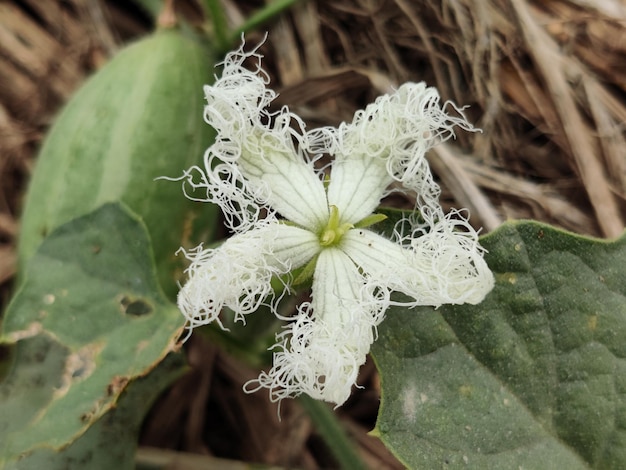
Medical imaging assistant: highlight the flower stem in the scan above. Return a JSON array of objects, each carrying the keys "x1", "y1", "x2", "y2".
[
  {"x1": 229, "y1": 0, "x2": 302, "y2": 43},
  {"x1": 203, "y1": 0, "x2": 229, "y2": 51},
  {"x1": 298, "y1": 394, "x2": 366, "y2": 470}
]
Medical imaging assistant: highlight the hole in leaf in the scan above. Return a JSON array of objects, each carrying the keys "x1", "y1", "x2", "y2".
[{"x1": 119, "y1": 296, "x2": 153, "y2": 316}]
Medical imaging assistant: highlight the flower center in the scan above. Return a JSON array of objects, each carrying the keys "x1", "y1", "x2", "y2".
[{"x1": 319, "y1": 206, "x2": 353, "y2": 247}]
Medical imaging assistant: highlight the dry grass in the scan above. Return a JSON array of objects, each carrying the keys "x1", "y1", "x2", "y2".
[{"x1": 1, "y1": 0, "x2": 625, "y2": 468}]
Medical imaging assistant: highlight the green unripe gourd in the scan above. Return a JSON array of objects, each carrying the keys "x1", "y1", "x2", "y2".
[{"x1": 18, "y1": 28, "x2": 218, "y2": 298}]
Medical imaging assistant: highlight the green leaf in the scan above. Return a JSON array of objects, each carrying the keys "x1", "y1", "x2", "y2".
[
  {"x1": 4, "y1": 353, "x2": 186, "y2": 470},
  {"x1": 17, "y1": 30, "x2": 219, "y2": 299},
  {"x1": 372, "y1": 220, "x2": 626, "y2": 469},
  {"x1": 0, "y1": 203, "x2": 185, "y2": 465}
]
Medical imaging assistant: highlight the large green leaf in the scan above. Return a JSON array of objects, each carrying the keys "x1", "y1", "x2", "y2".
[
  {"x1": 0, "y1": 203, "x2": 185, "y2": 465},
  {"x1": 5, "y1": 353, "x2": 186, "y2": 470},
  {"x1": 372, "y1": 221, "x2": 626, "y2": 469},
  {"x1": 17, "y1": 29, "x2": 218, "y2": 299}
]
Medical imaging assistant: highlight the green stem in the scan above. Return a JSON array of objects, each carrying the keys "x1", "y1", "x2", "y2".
[
  {"x1": 298, "y1": 394, "x2": 366, "y2": 470},
  {"x1": 203, "y1": 0, "x2": 229, "y2": 51},
  {"x1": 229, "y1": 0, "x2": 303, "y2": 43}
]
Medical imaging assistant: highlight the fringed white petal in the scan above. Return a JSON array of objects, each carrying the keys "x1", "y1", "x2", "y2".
[
  {"x1": 326, "y1": 153, "x2": 391, "y2": 225},
  {"x1": 203, "y1": 40, "x2": 274, "y2": 140},
  {"x1": 178, "y1": 151, "x2": 270, "y2": 234},
  {"x1": 173, "y1": 42, "x2": 276, "y2": 233},
  {"x1": 177, "y1": 223, "x2": 319, "y2": 332},
  {"x1": 342, "y1": 218, "x2": 494, "y2": 307},
  {"x1": 384, "y1": 84, "x2": 475, "y2": 197},
  {"x1": 245, "y1": 248, "x2": 386, "y2": 406},
  {"x1": 184, "y1": 120, "x2": 329, "y2": 233},
  {"x1": 237, "y1": 126, "x2": 330, "y2": 231},
  {"x1": 191, "y1": 40, "x2": 330, "y2": 232},
  {"x1": 333, "y1": 82, "x2": 476, "y2": 215}
]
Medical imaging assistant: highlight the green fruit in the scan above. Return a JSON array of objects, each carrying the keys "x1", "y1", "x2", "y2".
[{"x1": 18, "y1": 28, "x2": 218, "y2": 298}]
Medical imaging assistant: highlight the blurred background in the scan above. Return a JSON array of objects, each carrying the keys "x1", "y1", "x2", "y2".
[{"x1": 0, "y1": 0, "x2": 625, "y2": 467}]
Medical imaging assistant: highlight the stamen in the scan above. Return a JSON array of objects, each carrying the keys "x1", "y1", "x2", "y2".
[{"x1": 319, "y1": 206, "x2": 353, "y2": 247}]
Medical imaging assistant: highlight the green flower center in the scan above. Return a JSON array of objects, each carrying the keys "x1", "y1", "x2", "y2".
[
  {"x1": 291, "y1": 207, "x2": 388, "y2": 287},
  {"x1": 319, "y1": 206, "x2": 353, "y2": 247}
]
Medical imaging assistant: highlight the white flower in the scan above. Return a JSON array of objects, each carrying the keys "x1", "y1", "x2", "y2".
[{"x1": 177, "y1": 40, "x2": 494, "y2": 406}]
